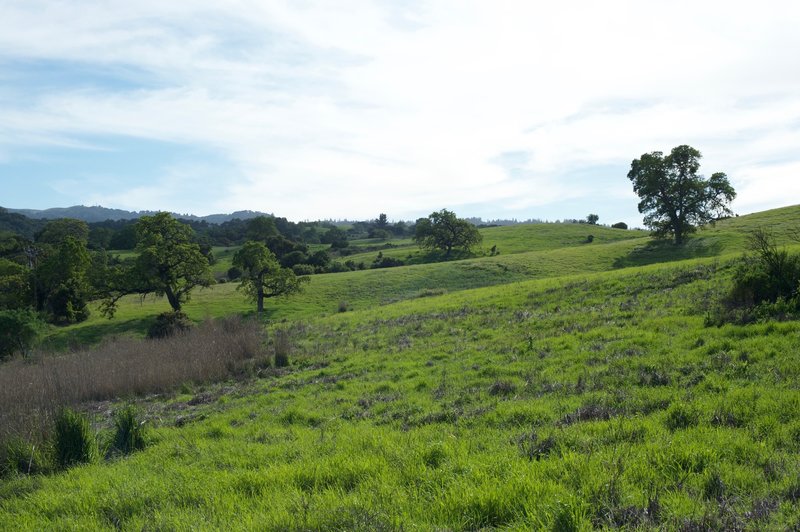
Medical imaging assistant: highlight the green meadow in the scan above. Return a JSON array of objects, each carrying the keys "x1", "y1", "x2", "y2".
[{"x1": 4, "y1": 205, "x2": 800, "y2": 529}]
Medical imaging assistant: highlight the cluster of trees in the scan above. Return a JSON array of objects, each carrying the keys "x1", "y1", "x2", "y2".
[{"x1": 0, "y1": 213, "x2": 309, "y2": 357}]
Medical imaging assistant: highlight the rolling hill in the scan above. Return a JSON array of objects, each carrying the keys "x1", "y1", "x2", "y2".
[{"x1": 2, "y1": 205, "x2": 800, "y2": 529}]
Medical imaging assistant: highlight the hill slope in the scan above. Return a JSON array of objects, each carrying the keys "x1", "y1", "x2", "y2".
[{"x1": 4, "y1": 252, "x2": 800, "y2": 528}]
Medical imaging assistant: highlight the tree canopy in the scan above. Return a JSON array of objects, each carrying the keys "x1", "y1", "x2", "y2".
[
  {"x1": 101, "y1": 213, "x2": 213, "y2": 317},
  {"x1": 627, "y1": 145, "x2": 735, "y2": 244},
  {"x1": 233, "y1": 241, "x2": 308, "y2": 314},
  {"x1": 414, "y1": 209, "x2": 482, "y2": 257}
]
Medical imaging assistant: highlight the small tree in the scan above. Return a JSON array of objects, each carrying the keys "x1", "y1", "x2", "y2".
[
  {"x1": 414, "y1": 209, "x2": 482, "y2": 257},
  {"x1": 233, "y1": 241, "x2": 309, "y2": 315},
  {"x1": 586, "y1": 214, "x2": 599, "y2": 225},
  {"x1": 627, "y1": 145, "x2": 735, "y2": 244},
  {"x1": 0, "y1": 308, "x2": 42, "y2": 359}
]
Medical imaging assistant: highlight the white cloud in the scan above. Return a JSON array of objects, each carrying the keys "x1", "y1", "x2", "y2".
[{"x1": 1, "y1": 1, "x2": 799, "y2": 220}]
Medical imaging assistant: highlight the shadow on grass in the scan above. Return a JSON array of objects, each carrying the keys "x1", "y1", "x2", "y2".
[
  {"x1": 613, "y1": 237, "x2": 724, "y2": 269},
  {"x1": 42, "y1": 317, "x2": 155, "y2": 351}
]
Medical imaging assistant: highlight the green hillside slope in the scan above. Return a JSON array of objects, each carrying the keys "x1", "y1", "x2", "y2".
[
  {"x1": 4, "y1": 248, "x2": 800, "y2": 528},
  {"x1": 46, "y1": 205, "x2": 799, "y2": 347}
]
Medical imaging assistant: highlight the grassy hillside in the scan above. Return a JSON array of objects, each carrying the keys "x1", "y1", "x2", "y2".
[
  {"x1": 4, "y1": 254, "x2": 800, "y2": 529},
  {"x1": 4, "y1": 205, "x2": 800, "y2": 529},
  {"x1": 46, "y1": 206, "x2": 798, "y2": 348}
]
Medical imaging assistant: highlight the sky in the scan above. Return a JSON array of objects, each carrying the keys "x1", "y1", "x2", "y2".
[{"x1": 1, "y1": 1, "x2": 799, "y2": 226}]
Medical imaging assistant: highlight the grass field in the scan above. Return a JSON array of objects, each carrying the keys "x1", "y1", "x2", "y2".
[{"x1": 3, "y1": 205, "x2": 800, "y2": 529}]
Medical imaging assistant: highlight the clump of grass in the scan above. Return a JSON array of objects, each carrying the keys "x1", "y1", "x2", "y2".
[
  {"x1": 110, "y1": 405, "x2": 149, "y2": 456},
  {"x1": 53, "y1": 408, "x2": 97, "y2": 470},
  {"x1": 664, "y1": 401, "x2": 700, "y2": 431},
  {"x1": 273, "y1": 329, "x2": 291, "y2": 367},
  {"x1": 0, "y1": 438, "x2": 49, "y2": 477}
]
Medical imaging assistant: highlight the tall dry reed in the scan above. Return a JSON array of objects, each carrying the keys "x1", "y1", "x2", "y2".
[{"x1": 0, "y1": 316, "x2": 265, "y2": 443}]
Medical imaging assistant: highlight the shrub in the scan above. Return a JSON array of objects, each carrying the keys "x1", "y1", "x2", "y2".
[
  {"x1": 586, "y1": 235, "x2": 594, "y2": 243},
  {"x1": 110, "y1": 405, "x2": 149, "y2": 456},
  {"x1": 147, "y1": 311, "x2": 192, "y2": 339},
  {"x1": 0, "y1": 308, "x2": 43, "y2": 360},
  {"x1": 53, "y1": 408, "x2": 97, "y2": 469},
  {"x1": 611, "y1": 222, "x2": 628, "y2": 230},
  {"x1": 292, "y1": 264, "x2": 316, "y2": 276},
  {"x1": 372, "y1": 256, "x2": 405, "y2": 269},
  {"x1": 227, "y1": 266, "x2": 242, "y2": 280},
  {"x1": 338, "y1": 301, "x2": 349, "y2": 313},
  {"x1": 711, "y1": 229, "x2": 800, "y2": 324}
]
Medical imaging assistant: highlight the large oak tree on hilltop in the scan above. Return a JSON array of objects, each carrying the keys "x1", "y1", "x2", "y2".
[{"x1": 627, "y1": 145, "x2": 735, "y2": 245}]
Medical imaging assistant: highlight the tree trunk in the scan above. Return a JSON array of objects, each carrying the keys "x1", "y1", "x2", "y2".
[
  {"x1": 257, "y1": 285, "x2": 264, "y2": 316},
  {"x1": 165, "y1": 286, "x2": 181, "y2": 312}
]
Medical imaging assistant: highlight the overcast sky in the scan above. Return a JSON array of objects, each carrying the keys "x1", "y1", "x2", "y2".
[{"x1": 1, "y1": 1, "x2": 799, "y2": 225}]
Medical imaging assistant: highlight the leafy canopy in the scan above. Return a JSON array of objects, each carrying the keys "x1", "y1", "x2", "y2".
[
  {"x1": 414, "y1": 209, "x2": 482, "y2": 256},
  {"x1": 233, "y1": 241, "x2": 308, "y2": 314},
  {"x1": 101, "y1": 213, "x2": 213, "y2": 317},
  {"x1": 627, "y1": 145, "x2": 735, "y2": 244}
]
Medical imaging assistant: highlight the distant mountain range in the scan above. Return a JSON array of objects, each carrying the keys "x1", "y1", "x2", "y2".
[{"x1": 4, "y1": 205, "x2": 273, "y2": 224}]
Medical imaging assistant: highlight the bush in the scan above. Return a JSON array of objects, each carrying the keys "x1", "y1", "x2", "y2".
[
  {"x1": 291, "y1": 264, "x2": 315, "y2": 276},
  {"x1": 0, "y1": 308, "x2": 43, "y2": 360},
  {"x1": 53, "y1": 408, "x2": 97, "y2": 469},
  {"x1": 586, "y1": 235, "x2": 594, "y2": 243},
  {"x1": 227, "y1": 266, "x2": 242, "y2": 280},
  {"x1": 110, "y1": 405, "x2": 149, "y2": 456},
  {"x1": 338, "y1": 301, "x2": 349, "y2": 313},
  {"x1": 147, "y1": 311, "x2": 192, "y2": 339},
  {"x1": 372, "y1": 256, "x2": 405, "y2": 269},
  {"x1": 712, "y1": 229, "x2": 800, "y2": 324},
  {"x1": 611, "y1": 222, "x2": 628, "y2": 230}
]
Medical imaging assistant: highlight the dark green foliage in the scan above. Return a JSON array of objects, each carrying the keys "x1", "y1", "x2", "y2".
[
  {"x1": 227, "y1": 266, "x2": 242, "y2": 280},
  {"x1": 628, "y1": 145, "x2": 735, "y2": 244},
  {"x1": 414, "y1": 209, "x2": 482, "y2": 257},
  {"x1": 0, "y1": 308, "x2": 42, "y2": 359},
  {"x1": 711, "y1": 229, "x2": 800, "y2": 324},
  {"x1": 35, "y1": 219, "x2": 89, "y2": 246},
  {"x1": 371, "y1": 256, "x2": 404, "y2": 269},
  {"x1": 234, "y1": 241, "x2": 309, "y2": 314},
  {"x1": 101, "y1": 213, "x2": 214, "y2": 317},
  {"x1": 53, "y1": 408, "x2": 97, "y2": 470},
  {"x1": 321, "y1": 227, "x2": 348, "y2": 248},
  {"x1": 611, "y1": 222, "x2": 628, "y2": 230},
  {"x1": 0, "y1": 258, "x2": 31, "y2": 310},
  {"x1": 586, "y1": 235, "x2": 594, "y2": 243},
  {"x1": 34, "y1": 236, "x2": 91, "y2": 323},
  {"x1": 147, "y1": 311, "x2": 192, "y2": 339},
  {"x1": 110, "y1": 405, "x2": 148, "y2": 456},
  {"x1": 586, "y1": 214, "x2": 599, "y2": 225}
]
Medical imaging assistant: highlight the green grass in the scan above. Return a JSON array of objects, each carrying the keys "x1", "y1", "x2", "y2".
[
  {"x1": 5, "y1": 204, "x2": 800, "y2": 529},
  {"x1": 45, "y1": 205, "x2": 800, "y2": 347},
  {"x1": 5, "y1": 254, "x2": 800, "y2": 528}
]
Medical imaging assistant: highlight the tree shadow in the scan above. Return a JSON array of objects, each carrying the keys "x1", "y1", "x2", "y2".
[
  {"x1": 41, "y1": 317, "x2": 154, "y2": 351},
  {"x1": 612, "y1": 237, "x2": 724, "y2": 269}
]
